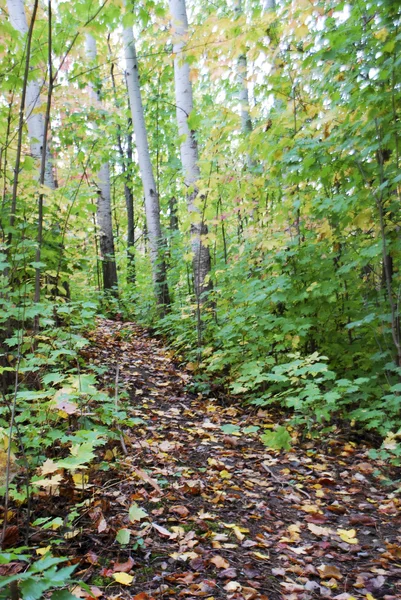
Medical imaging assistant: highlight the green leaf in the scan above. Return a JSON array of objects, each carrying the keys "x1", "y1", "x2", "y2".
[
  {"x1": 116, "y1": 528, "x2": 131, "y2": 545},
  {"x1": 260, "y1": 426, "x2": 292, "y2": 451},
  {"x1": 129, "y1": 503, "x2": 148, "y2": 522},
  {"x1": 220, "y1": 424, "x2": 240, "y2": 434}
]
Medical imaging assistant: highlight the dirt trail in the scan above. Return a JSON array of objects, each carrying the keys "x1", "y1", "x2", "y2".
[{"x1": 75, "y1": 319, "x2": 401, "y2": 600}]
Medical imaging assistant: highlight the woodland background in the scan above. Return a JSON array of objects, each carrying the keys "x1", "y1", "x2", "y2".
[{"x1": 0, "y1": 0, "x2": 401, "y2": 594}]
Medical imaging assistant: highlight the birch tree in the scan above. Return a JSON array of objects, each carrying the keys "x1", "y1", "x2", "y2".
[
  {"x1": 122, "y1": 18, "x2": 170, "y2": 309},
  {"x1": 7, "y1": 0, "x2": 55, "y2": 189},
  {"x1": 169, "y1": 0, "x2": 212, "y2": 304},
  {"x1": 85, "y1": 33, "x2": 118, "y2": 293},
  {"x1": 234, "y1": 0, "x2": 256, "y2": 171},
  {"x1": 263, "y1": 0, "x2": 275, "y2": 10}
]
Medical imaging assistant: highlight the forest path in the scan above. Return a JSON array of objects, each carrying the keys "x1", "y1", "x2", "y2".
[{"x1": 78, "y1": 319, "x2": 400, "y2": 600}]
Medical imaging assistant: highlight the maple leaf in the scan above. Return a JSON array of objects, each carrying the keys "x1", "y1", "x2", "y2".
[
  {"x1": 40, "y1": 458, "x2": 60, "y2": 476},
  {"x1": 129, "y1": 503, "x2": 148, "y2": 522},
  {"x1": 318, "y1": 564, "x2": 343, "y2": 580},
  {"x1": 307, "y1": 523, "x2": 334, "y2": 537},
  {"x1": 210, "y1": 555, "x2": 230, "y2": 569}
]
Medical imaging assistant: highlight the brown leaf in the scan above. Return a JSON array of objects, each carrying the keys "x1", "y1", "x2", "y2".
[
  {"x1": 0, "y1": 562, "x2": 24, "y2": 576},
  {"x1": 134, "y1": 468, "x2": 162, "y2": 494},
  {"x1": 1, "y1": 526, "x2": 20, "y2": 549},
  {"x1": 170, "y1": 505, "x2": 190, "y2": 518},
  {"x1": 218, "y1": 568, "x2": 237, "y2": 579},
  {"x1": 317, "y1": 564, "x2": 343, "y2": 580},
  {"x1": 209, "y1": 555, "x2": 230, "y2": 569},
  {"x1": 113, "y1": 557, "x2": 135, "y2": 573}
]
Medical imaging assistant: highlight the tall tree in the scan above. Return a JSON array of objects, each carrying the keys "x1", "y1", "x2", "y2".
[
  {"x1": 6, "y1": 0, "x2": 55, "y2": 190},
  {"x1": 85, "y1": 33, "x2": 118, "y2": 294},
  {"x1": 122, "y1": 14, "x2": 170, "y2": 309},
  {"x1": 169, "y1": 0, "x2": 212, "y2": 305},
  {"x1": 234, "y1": 0, "x2": 255, "y2": 171},
  {"x1": 263, "y1": 0, "x2": 275, "y2": 11}
]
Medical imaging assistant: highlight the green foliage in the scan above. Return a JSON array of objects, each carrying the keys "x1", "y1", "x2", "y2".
[
  {"x1": 260, "y1": 426, "x2": 292, "y2": 452},
  {"x1": 0, "y1": 552, "x2": 76, "y2": 600}
]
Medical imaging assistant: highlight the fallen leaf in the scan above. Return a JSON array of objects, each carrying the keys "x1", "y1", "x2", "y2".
[
  {"x1": 318, "y1": 564, "x2": 343, "y2": 580},
  {"x1": 308, "y1": 523, "x2": 334, "y2": 537},
  {"x1": 170, "y1": 505, "x2": 190, "y2": 518},
  {"x1": 129, "y1": 503, "x2": 148, "y2": 522},
  {"x1": 153, "y1": 523, "x2": 172, "y2": 537},
  {"x1": 210, "y1": 555, "x2": 230, "y2": 569},
  {"x1": 337, "y1": 528, "x2": 358, "y2": 544},
  {"x1": 114, "y1": 557, "x2": 135, "y2": 573},
  {"x1": 134, "y1": 468, "x2": 162, "y2": 494},
  {"x1": 113, "y1": 572, "x2": 134, "y2": 585}
]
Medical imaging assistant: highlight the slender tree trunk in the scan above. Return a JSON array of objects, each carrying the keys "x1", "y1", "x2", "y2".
[
  {"x1": 122, "y1": 20, "x2": 170, "y2": 309},
  {"x1": 85, "y1": 33, "x2": 118, "y2": 294},
  {"x1": 234, "y1": 0, "x2": 256, "y2": 171},
  {"x1": 34, "y1": 0, "x2": 53, "y2": 318},
  {"x1": 108, "y1": 44, "x2": 136, "y2": 285},
  {"x1": 263, "y1": 0, "x2": 275, "y2": 10},
  {"x1": 169, "y1": 0, "x2": 212, "y2": 304},
  {"x1": 7, "y1": 0, "x2": 55, "y2": 190}
]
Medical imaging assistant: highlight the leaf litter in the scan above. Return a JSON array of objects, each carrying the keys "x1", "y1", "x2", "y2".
[{"x1": 7, "y1": 319, "x2": 401, "y2": 600}]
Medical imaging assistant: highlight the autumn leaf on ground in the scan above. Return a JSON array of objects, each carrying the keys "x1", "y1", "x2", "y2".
[
  {"x1": 317, "y1": 564, "x2": 343, "y2": 580},
  {"x1": 210, "y1": 555, "x2": 230, "y2": 569},
  {"x1": 113, "y1": 572, "x2": 134, "y2": 585},
  {"x1": 337, "y1": 528, "x2": 358, "y2": 544},
  {"x1": 307, "y1": 523, "x2": 334, "y2": 536},
  {"x1": 153, "y1": 523, "x2": 172, "y2": 537},
  {"x1": 113, "y1": 557, "x2": 135, "y2": 573},
  {"x1": 170, "y1": 505, "x2": 190, "y2": 518},
  {"x1": 129, "y1": 503, "x2": 148, "y2": 522}
]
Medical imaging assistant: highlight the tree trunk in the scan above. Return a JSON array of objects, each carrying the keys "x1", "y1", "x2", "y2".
[
  {"x1": 169, "y1": 0, "x2": 212, "y2": 304},
  {"x1": 85, "y1": 33, "x2": 118, "y2": 293},
  {"x1": 122, "y1": 21, "x2": 170, "y2": 309},
  {"x1": 234, "y1": 0, "x2": 256, "y2": 171},
  {"x1": 7, "y1": 0, "x2": 55, "y2": 190},
  {"x1": 263, "y1": 0, "x2": 275, "y2": 11}
]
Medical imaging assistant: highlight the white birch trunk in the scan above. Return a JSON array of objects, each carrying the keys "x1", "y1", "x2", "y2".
[
  {"x1": 169, "y1": 0, "x2": 211, "y2": 302},
  {"x1": 263, "y1": 0, "x2": 275, "y2": 10},
  {"x1": 7, "y1": 0, "x2": 54, "y2": 188},
  {"x1": 85, "y1": 33, "x2": 118, "y2": 293},
  {"x1": 122, "y1": 22, "x2": 170, "y2": 308},
  {"x1": 234, "y1": 0, "x2": 256, "y2": 171}
]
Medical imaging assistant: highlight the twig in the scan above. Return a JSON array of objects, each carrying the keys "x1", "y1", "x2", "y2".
[
  {"x1": 114, "y1": 365, "x2": 128, "y2": 456},
  {"x1": 261, "y1": 462, "x2": 311, "y2": 499}
]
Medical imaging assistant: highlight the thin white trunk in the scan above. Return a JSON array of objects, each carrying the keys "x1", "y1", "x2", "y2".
[
  {"x1": 169, "y1": 0, "x2": 211, "y2": 301},
  {"x1": 263, "y1": 0, "x2": 275, "y2": 10},
  {"x1": 85, "y1": 33, "x2": 118, "y2": 292},
  {"x1": 234, "y1": 0, "x2": 256, "y2": 171},
  {"x1": 7, "y1": 0, "x2": 54, "y2": 189},
  {"x1": 122, "y1": 22, "x2": 170, "y2": 308}
]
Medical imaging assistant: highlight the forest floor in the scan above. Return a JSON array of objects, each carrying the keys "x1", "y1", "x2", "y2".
[{"x1": 21, "y1": 319, "x2": 401, "y2": 599}]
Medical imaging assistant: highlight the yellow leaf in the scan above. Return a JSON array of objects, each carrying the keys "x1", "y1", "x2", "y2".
[
  {"x1": 36, "y1": 546, "x2": 51, "y2": 556},
  {"x1": 252, "y1": 552, "x2": 269, "y2": 560},
  {"x1": 113, "y1": 572, "x2": 134, "y2": 585},
  {"x1": 73, "y1": 473, "x2": 90, "y2": 490},
  {"x1": 220, "y1": 470, "x2": 232, "y2": 480},
  {"x1": 337, "y1": 528, "x2": 358, "y2": 544}
]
